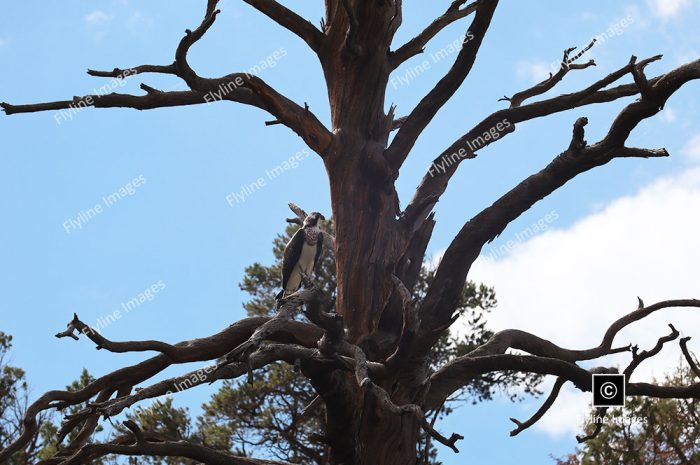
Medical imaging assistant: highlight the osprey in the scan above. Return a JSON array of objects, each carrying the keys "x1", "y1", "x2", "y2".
[{"x1": 276, "y1": 212, "x2": 325, "y2": 300}]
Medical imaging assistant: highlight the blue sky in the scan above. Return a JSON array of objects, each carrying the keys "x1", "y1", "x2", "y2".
[{"x1": 1, "y1": 1, "x2": 699, "y2": 464}]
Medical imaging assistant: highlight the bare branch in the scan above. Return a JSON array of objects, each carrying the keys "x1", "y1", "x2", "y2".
[
  {"x1": 680, "y1": 337, "x2": 700, "y2": 378},
  {"x1": 301, "y1": 395, "x2": 324, "y2": 418},
  {"x1": 505, "y1": 40, "x2": 597, "y2": 108},
  {"x1": 55, "y1": 313, "x2": 184, "y2": 359},
  {"x1": 568, "y1": 116, "x2": 589, "y2": 151},
  {"x1": 416, "y1": 58, "x2": 700, "y2": 342},
  {"x1": 576, "y1": 407, "x2": 608, "y2": 443},
  {"x1": 2, "y1": 2, "x2": 334, "y2": 158},
  {"x1": 623, "y1": 324, "x2": 679, "y2": 378},
  {"x1": 427, "y1": 350, "x2": 700, "y2": 413},
  {"x1": 422, "y1": 420, "x2": 464, "y2": 454},
  {"x1": 402, "y1": 54, "x2": 665, "y2": 229},
  {"x1": 58, "y1": 388, "x2": 115, "y2": 453},
  {"x1": 288, "y1": 202, "x2": 308, "y2": 221},
  {"x1": 174, "y1": 0, "x2": 221, "y2": 88},
  {"x1": 389, "y1": 1, "x2": 479, "y2": 67},
  {"x1": 56, "y1": 421, "x2": 295, "y2": 465},
  {"x1": 243, "y1": 0, "x2": 324, "y2": 53},
  {"x1": 86, "y1": 64, "x2": 177, "y2": 79},
  {"x1": 201, "y1": 75, "x2": 333, "y2": 156},
  {"x1": 1, "y1": 90, "x2": 222, "y2": 115},
  {"x1": 0, "y1": 316, "x2": 321, "y2": 463},
  {"x1": 510, "y1": 377, "x2": 566, "y2": 436},
  {"x1": 220, "y1": 286, "x2": 323, "y2": 367},
  {"x1": 425, "y1": 299, "x2": 700, "y2": 408}
]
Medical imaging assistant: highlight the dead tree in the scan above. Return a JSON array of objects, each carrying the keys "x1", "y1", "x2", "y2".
[{"x1": 2, "y1": 1, "x2": 700, "y2": 464}]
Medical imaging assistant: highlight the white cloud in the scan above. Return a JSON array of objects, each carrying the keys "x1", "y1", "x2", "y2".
[
  {"x1": 660, "y1": 107, "x2": 678, "y2": 124},
  {"x1": 516, "y1": 60, "x2": 551, "y2": 84},
  {"x1": 127, "y1": 11, "x2": 154, "y2": 32},
  {"x1": 624, "y1": 4, "x2": 646, "y2": 27},
  {"x1": 526, "y1": 380, "x2": 591, "y2": 437},
  {"x1": 674, "y1": 49, "x2": 700, "y2": 67},
  {"x1": 682, "y1": 133, "x2": 700, "y2": 161},
  {"x1": 84, "y1": 10, "x2": 113, "y2": 25},
  {"x1": 451, "y1": 166, "x2": 700, "y2": 437},
  {"x1": 646, "y1": 0, "x2": 691, "y2": 19}
]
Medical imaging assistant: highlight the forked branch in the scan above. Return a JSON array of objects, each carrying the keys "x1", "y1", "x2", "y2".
[
  {"x1": 385, "y1": 0, "x2": 500, "y2": 171},
  {"x1": 1, "y1": 1, "x2": 333, "y2": 157},
  {"x1": 390, "y1": 0, "x2": 479, "y2": 67},
  {"x1": 502, "y1": 40, "x2": 597, "y2": 108}
]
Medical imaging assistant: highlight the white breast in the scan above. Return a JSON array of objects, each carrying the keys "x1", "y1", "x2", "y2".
[
  {"x1": 298, "y1": 241, "x2": 317, "y2": 274},
  {"x1": 285, "y1": 240, "x2": 318, "y2": 293}
]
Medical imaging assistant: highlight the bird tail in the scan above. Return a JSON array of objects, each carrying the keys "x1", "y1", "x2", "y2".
[{"x1": 275, "y1": 289, "x2": 284, "y2": 300}]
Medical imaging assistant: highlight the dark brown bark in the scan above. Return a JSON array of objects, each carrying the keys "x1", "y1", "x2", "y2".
[{"x1": 320, "y1": 0, "x2": 405, "y2": 346}]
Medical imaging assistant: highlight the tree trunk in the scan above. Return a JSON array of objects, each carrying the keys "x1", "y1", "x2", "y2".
[
  {"x1": 355, "y1": 396, "x2": 421, "y2": 465},
  {"x1": 315, "y1": 9, "x2": 430, "y2": 463},
  {"x1": 321, "y1": 6, "x2": 405, "y2": 345}
]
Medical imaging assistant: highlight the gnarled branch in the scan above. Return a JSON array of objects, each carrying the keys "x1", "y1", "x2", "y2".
[
  {"x1": 416, "y1": 58, "x2": 700, "y2": 343},
  {"x1": 53, "y1": 420, "x2": 294, "y2": 465},
  {"x1": 425, "y1": 299, "x2": 700, "y2": 409},
  {"x1": 402, "y1": 54, "x2": 665, "y2": 230}
]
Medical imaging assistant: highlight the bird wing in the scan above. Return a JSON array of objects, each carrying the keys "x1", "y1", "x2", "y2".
[
  {"x1": 281, "y1": 228, "x2": 305, "y2": 291},
  {"x1": 314, "y1": 232, "x2": 323, "y2": 271}
]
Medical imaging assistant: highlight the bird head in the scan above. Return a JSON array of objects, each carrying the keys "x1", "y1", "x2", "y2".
[{"x1": 303, "y1": 212, "x2": 325, "y2": 227}]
